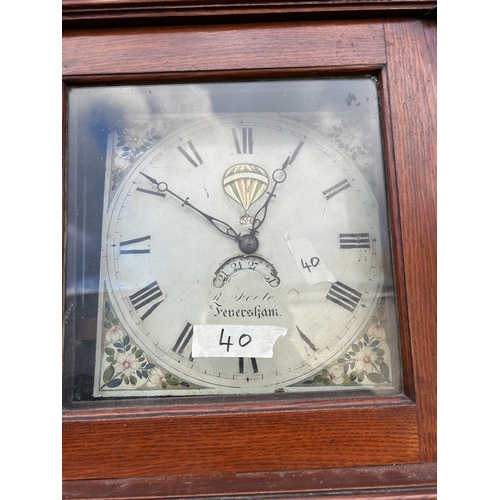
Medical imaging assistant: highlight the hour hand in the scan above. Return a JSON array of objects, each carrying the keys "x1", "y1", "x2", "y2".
[
  {"x1": 251, "y1": 156, "x2": 290, "y2": 235},
  {"x1": 139, "y1": 172, "x2": 242, "y2": 245}
]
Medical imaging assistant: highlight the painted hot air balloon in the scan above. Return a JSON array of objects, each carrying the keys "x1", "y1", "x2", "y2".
[{"x1": 223, "y1": 164, "x2": 269, "y2": 225}]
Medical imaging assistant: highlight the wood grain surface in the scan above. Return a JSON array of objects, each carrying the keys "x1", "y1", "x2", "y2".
[
  {"x1": 63, "y1": 21, "x2": 386, "y2": 77},
  {"x1": 63, "y1": 401, "x2": 419, "y2": 480},
  {"x1": 383, "y1": 19, "x2": 437, "y2": 462}
]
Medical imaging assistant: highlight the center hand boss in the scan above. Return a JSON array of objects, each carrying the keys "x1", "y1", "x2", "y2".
[{"x1": 140, "y1": 172, "x2": 257, "y2": 254}]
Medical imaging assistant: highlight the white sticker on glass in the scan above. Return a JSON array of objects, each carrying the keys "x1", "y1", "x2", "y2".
[
  {"x1": 193, "y1": 324, "x2": 287, "y2": 358},
  {"x1": 284, "y1": 233, "x2": 337, "y2": 285}
]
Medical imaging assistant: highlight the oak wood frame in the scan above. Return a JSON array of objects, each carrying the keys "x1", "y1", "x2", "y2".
[{"x1": 62, "y1": 7, "x2": 436, "y2": 498}]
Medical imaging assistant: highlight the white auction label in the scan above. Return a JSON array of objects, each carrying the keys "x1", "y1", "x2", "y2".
[
  {"x1": 284, "y1": 233, "x2": 337, "y2": 285},
  {"x1": 192, "y1": 324, "x2": 287, "y2": 358}
]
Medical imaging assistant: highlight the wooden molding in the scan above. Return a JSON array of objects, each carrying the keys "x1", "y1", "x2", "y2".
[
  {"x1": 62, "y1": 463, "x2": 437, "y2": 499},
  {"x1": 62, "y1": 0, "x2": 437, "y2": 28}
]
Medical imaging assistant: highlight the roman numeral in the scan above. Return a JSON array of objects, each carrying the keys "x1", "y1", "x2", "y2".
[
  {"x1": 178, "y1": 140, "x2": 203, "y2": 167},
  {"x1": 172, "y1": 322, "x2": 194, "y2": 359},
  {"x1": 289, "y1": 141, "x2": 304, "y2": 164},
  {"x1": 129, "y1": 281, "x2": 164, "y2": 321},
  {"x1": 339, "y1": 233, "x2": 370, "y2": 249},
  {"x1": 136, "y1": 187, "x2": 166, "y2": 198},
  {"x1": 297, "y1": 326, "x2": 318, "y2": 352},
  {"x1": 239, "y1": 357, "x2": 259, "y2": 373},
  {"x1": 232, "y1": 127, "x2": 253, "y2": 154},
  {"x1": 119, "y1": 235, "x2": 151, "y2": 254},
  {"x1": 326, "y1": 281, "x2": 362, "y2": 313},
  {"x1": 323, "y1": 179, "x2": 351, "y2": 200}
]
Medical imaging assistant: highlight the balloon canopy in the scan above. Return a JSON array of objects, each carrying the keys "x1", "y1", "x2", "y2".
[{"x1": 223, "y1": 164, "x2": 269, "y2": 213}]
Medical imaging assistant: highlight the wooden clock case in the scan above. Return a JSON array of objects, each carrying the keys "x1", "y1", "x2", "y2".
[{"x1": 62, "y1": 1, "x2": 437, "y2": 498}]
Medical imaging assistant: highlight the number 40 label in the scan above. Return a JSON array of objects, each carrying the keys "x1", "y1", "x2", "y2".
[
  {"x1": 284, "y1": 233, "x2": 337, "y2": 285},
  {"x1": 192, "y1": 325, "x2": 287, "y2": 358}
]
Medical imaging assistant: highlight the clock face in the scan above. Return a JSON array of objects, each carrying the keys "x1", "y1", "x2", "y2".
[{"x1": 64, "y1": 79, "x2": 401, "y2": 400}]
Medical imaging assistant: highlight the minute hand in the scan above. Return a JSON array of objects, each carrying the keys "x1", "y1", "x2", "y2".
[
  {"x1": 139, "y1": 172, "x2": 240, "y2": 241},
  {"x1": 250, "y1": 156, "x2": 290, "y2": 235}
]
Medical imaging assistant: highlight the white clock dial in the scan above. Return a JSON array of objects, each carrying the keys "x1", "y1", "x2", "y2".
[{"x1": 96, "y1": 114, "x2": 385, "y2": 396}]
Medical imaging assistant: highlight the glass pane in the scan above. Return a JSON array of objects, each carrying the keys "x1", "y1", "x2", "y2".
[{"x1": 63, "y1": 78, "x2": 402, "y2": 405}]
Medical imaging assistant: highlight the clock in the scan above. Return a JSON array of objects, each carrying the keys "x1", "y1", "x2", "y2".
[
  {"x1": 62, "y1": 14, "x2": 436, "y2": 496},
  {"x1": 66, "y1": 78, "x2": 401, "y2": 399}
]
